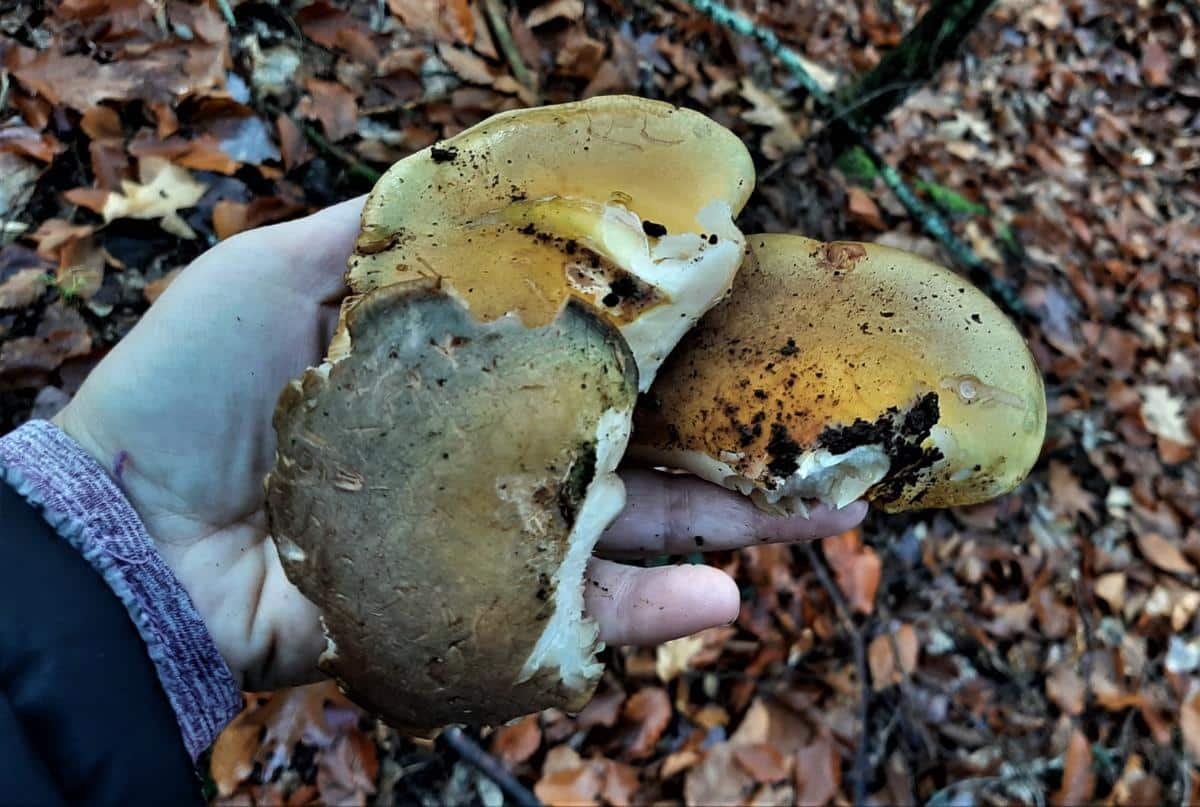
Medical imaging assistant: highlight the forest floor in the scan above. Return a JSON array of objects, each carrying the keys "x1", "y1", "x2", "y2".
[{"x1": 1, "y1": 0, "x2": 1197, "y2": 804}]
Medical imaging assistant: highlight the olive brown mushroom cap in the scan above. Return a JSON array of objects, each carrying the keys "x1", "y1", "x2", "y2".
[
  {"x1": 265, "y1": 281, "x2": 638, "y2": 730},
  {"x1": 345, "y1": 95, "x2": 755, "y2": 390},
  {"x1": 631, "y1": 234, "x2": 1047, "y2": 514}
]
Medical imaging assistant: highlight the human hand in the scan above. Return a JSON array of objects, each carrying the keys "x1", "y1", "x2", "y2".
[{"x1": 53, "y1": 198, "x2": 866, "y2": 691}]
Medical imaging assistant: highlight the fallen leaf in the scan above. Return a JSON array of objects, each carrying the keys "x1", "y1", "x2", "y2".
[
  {"x1": 209, "y1": 708, "x2": 261, "y2": 797},
  {"x1": 0, "y1": 153, "x2": 39, "y2": 220},
  {"x1": 55, "y1": 235, "x2": 105, "y2": 301},
  {"x1": 1046, "y1": 662, "x2": 1086, "y2": 716},
  {"x1": 733, "y1": 743, "x2": 791, "y2": 783},
  {"x1": 793, "y1": 734, "x2": 841, "y2": 806},
  {"x1": 661, "y1": 748, "x2": 701, "y2": 779},
  {"x1": 491, "y1": 714, "x2": 541, "y2": 767},
  {"x1": 576, "y1": 689, "x2": 624, "y2": 729},
  {"x1": 1136, "y1": 532, "x2": 1195, "y2": 575},
  {"x1": 821, "y1": 530, "x2": 881, "y2": 615},
  {"x1": 0, "y1": 268, "x2": 49, "y2": 310},
  {"x1": 739, "y1": 78, "x2": 801, "y2": 160},
  {"x1": 847, "y1": 187, "x2": 885, "y2": 230},
  {"x1": 528, "y1": 0, "x2": 584, "y2": 27},
  {"x1": 316, "y1": 730, "x2": 378, "y2": 806},
  {"x1": 656, "y1": 635, "x2": 704, "y2": 683},
  {"x1": 299, "y1": 79, "x2": 359, "y2": 142},
  {"x1": 1110, "y1": 753, "x2": 1162, "y2": 806},
  {"x1": 1141, "y1": 38, "x2": 1171, "y2": 87},
  {"x1": 0, "y1": 302, "x2": 92, "y2": 379},
  {"x1": 0, "y1": 124, "x2": 63, "y2": 162},
  {"x1": 1053, "y1": 729, "x2": 1095, "y2": 805},
  {"x1": 1140, "y1": 385, "x2": 1194, "y2": 445},
  {"x1": 212, "y1": 197, "x2": 307, "y2": 240},
  {"x1": 621, "y1": 687, "x2": 671, "y2": 759},
  {"x1": 1183, "y1": 687, "x2": 1200, "y2": 761},
  {"x1": 684, "y1": 743, "x2": 756, "y2": 806},
  {"x1": 1049, "y1": 460, "x2": 1098, "y2": 522},
  {"x1": 535, "y1": 761, "x2": 602, "y2": 806},
  {"x1": 867, "y1": 623, "x2": 918, "y2": 689},
  {"x1": 100, "y1": 157, "x2": 207, "y2": 239},
  {"x1": 1094, "y1": 572, "x2": 1127, "y2": 611},
  {"x1": 437, "y1": 43, "x2": 495, "y2": 86}
]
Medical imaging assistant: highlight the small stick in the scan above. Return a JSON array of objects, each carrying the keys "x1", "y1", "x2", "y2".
[
  {"x1": 440, "y1": 726, "x2": 542, "y2": 807},
  {"x1": 483, "y1": 0, "x2": 540, "y2": 101},
  {"x1": 215, "y1": 0, "x2": 236, "y2": 28},
  {"x1": 804, "y1": 542, "x2": 871, "y2": 807}
]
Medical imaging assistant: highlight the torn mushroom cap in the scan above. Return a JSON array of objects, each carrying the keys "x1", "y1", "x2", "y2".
[
  {"x1": 346, "y1": 95, "x2": 754, "y2": 390},
  {"x1": 265, "y1": 281, "x2": 637, "y2": 731},
  {"x1": 631, "y1": 234, "x2": 1047, "y2": 514}
]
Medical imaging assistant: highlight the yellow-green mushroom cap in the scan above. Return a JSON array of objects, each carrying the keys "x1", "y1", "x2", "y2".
[{"x1": 632, "y1": 234, "x2": 1047, "y2": 513}]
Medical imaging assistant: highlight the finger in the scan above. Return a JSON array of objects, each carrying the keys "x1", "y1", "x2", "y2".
[
  {"x1": 597, "y1": 469, "x2": 868, "y2": 558},
  {"x1": 585, "y1": 558, "x2": 739, "y2": 646},
  {"x1": 251, "y1": 195, "x2": 368, "y2": 303}
]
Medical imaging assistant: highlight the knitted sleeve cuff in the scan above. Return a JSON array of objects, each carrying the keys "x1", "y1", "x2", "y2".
[{"x1": 0, "y1": 419, "x2": 242, "y2": 761}]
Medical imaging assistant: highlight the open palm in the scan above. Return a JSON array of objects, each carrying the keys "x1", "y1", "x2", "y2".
[{"x1": 53, "y1": 198, "x2": 866, "y2": 691}]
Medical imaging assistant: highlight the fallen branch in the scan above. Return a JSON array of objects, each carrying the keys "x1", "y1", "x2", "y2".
[
  {"x1": 682, "y1": 0, "x2": 1026, "y2": 320},
  {"x1": 297, "y1": 121, "x2": 382, "y2": 185},
  {"x1": 831, "y1": 0, "x2": 996, "y2": 137},
  {"x1": 483, "y1": 0, "x2": 540, "y2": 102},
  {"x1": 440, "y1": 726, "x2": 543, "y2": 807},
  {"x1": 804, "y1": 543, "x2": 871, "y2": 807}
]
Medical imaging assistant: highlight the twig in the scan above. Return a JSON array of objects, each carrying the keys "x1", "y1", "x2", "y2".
[
  {"x1": 804, "y1": 543, "x2": 871, "y2": 807},
  {"x1": 483, "y1": 0, "x2": 540, "y2": 101},
  {"x1": 440, "y1": 726, "x2": 542, "y2": 807},
  {"x1": 300, "y1": 121, "x2": 382, "y2": 184},
  {"x1": 215, "y1": 0, "x2": 236, "y2": 28},
  {"x1": 682, "y1": 0, "x2": 1027, "y2": 320}
]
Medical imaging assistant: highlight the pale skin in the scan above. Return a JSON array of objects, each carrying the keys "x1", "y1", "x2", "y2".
[{"x1": 53, "y1": 198, "x2": 867, "y2": 692}]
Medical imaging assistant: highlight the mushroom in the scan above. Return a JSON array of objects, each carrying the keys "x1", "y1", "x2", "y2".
[
  {"x1": 343, "y1": 94, "x2": 755, "y2": 389},
  {"x1": 267, "y1": 282, "x2": 637, "y2": 729},
  {"x1": 631, "y1": 234, "x2": 1047, "y2": 514},
  {"x1": 265, "y1": 97, "x2": 756, "y2": 730}
]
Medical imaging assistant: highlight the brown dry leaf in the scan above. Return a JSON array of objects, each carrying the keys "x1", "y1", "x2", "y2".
[
  {"x1": 535, "y1": 762, "x2": 603, "y2": 807},
  {"x1": 622, "y1": 687, "x2": 671, "y2": 759},
  {"x1": 656, "y1": 635, "x2": 705, "y2": 683},
  {"x1": 212, "y1": 197, "x2": 307, "y2": 241},
  {"x1": 528, "y1": 0, "x2": 584, "y2": 27},
  {"x1": 80, "y1": 105, "x2": 123, "y2": 142},
  {"x1": 821, "y1": 530, "x2": 881, "y2": 615},
  {"x1": 733, "y1": 743, "x2": 791, "y2": 784},
  {"x1": 100, "y1": 157, "x2": 207, "y2": 239},
  {"x1": 276, "y1": 114, "x2": 314, "y2": 171},
  {"x1": 576, "y1": 689, "x2": 624, "y2": 730},
  {"x1": 1182, "y1": 687, "x2": 1200, "y2": 761},
  {"x1": 491, "y1": 714, "x2": 542, "y2": 767},
  {"x1": 29, "y1": 219, "x2": 94, "y2": 260},
  {"x1": 1053, "y1": 729, "x2": 1095, "y2": 806},
  {"x1": 437, "y1": 43, "x2": 495, "y2": 86},
  {"x1": 1094, "y1": 572, "x2": 1127, "y2": 611},
  {"x1": 1141, "y1": 38, "x2": 1171, "y2": 87},
  {"x1": 847, "y1": 187, "x2": 885, "y2": 230},
  {"x1": 0, "y1": 268, "x2": 49, "y2": 310},
  {"x1": 867, "y1": 623, "x2": 918, "y2": 690},
  {"x1": 1110, "y1": 754, "x2": 1162, "y2": 806},
  {"x1": 1136, "y1": 532, "x2": 1196, "y2": 575},
  {"x1": 0, "y1": 125, "x2": 64, "y2": 162},
  {"x1": 0, "y1": 302, "x2": 92, "y2": 378},
  {"x1": 684, "y1": 743, "x2": 756, "y2": 806},
  {"x1": 1046, "y1": 662, "x2": 1086, "y2": 716},
  {"x1": 1049, "y1": 460, "x2": 1098, "y2": 522},
  {"x1": 299, "y1": 79, "x2": 358, "y2": 143},
  {"x1": 316, "y1": 730, "x2": 378, "y2": 806},
  {"x1": 56, "y1": 235, "x2": 106, "y2": 301},
  {"x1": 8, "y1": 47, "x2": 138, "y2": 110},
  {"x1": 209, "y1": 705, "x2": 262, "y2": 797},
  {"x1": 661, "y1": 748, "x2": 701, "y2": 779},
  {"x1": 730, "y1": 697, "x2": 812, "y2": 754},
  {"x1": 387, "y1": 0, "x2": 474, "y2": 44},
  {"x1": 599, "y1": 759, "x2": 640, "y2": 806},
  {"x1": 793, "y1": 734, "x2": 841, "y2": 806}
]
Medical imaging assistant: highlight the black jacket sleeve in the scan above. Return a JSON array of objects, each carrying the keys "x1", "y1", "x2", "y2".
[{"x1": 0, "y1": 480, "x2": 204, "y2": 805}]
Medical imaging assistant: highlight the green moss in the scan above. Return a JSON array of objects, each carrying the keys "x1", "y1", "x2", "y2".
[
  {"x1": 914, "y1": 179, "x2": 987, "y2": 217},
  {"x1": 837, "y1": 146, "x2": 878, "y2": 187}
]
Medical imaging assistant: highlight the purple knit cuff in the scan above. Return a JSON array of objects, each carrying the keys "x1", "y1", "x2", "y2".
[{"x1": 0, "y1": 419, "x2": 243, "y2": 762}]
